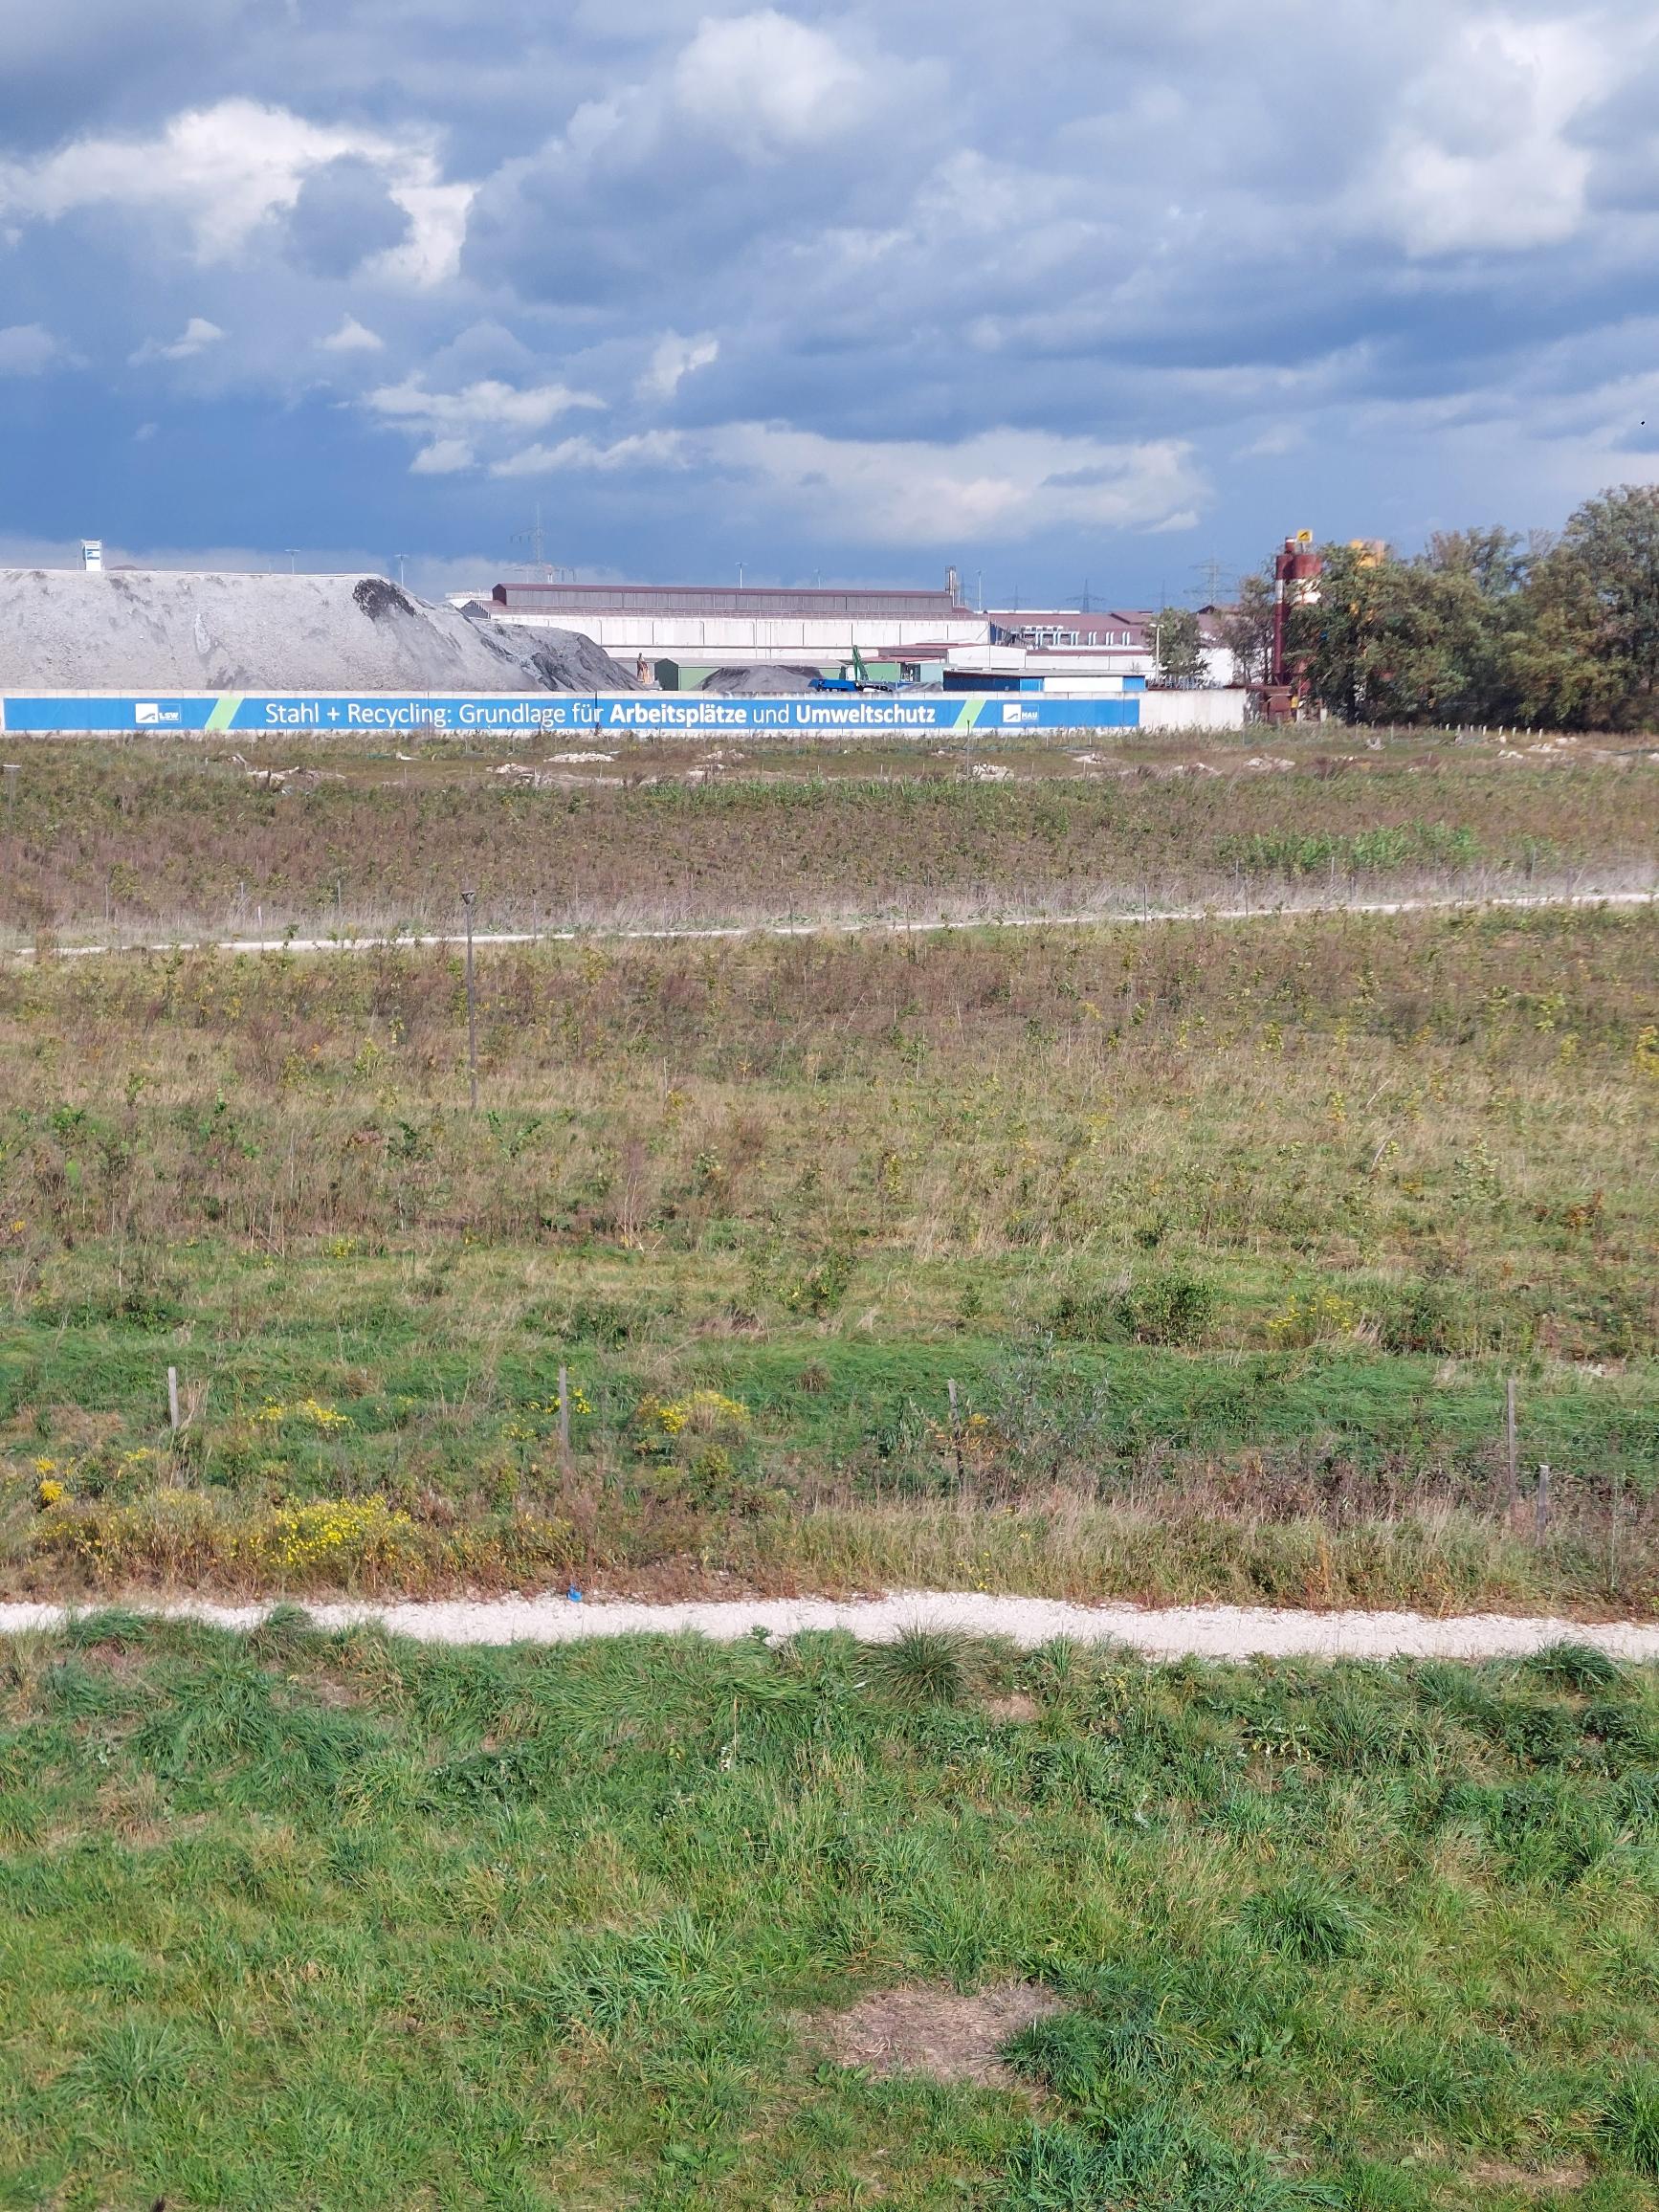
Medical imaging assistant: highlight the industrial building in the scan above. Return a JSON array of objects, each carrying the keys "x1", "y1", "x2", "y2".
[
  {"x1": 479, "y1": 580, "x2": 984, "y2": 683},
  {"x1": 465, "y1": 577, "x2": 1244, "y2": 714},
  {"x1": 985, "y1": 608, "x2": 1234, "y2": 693}
]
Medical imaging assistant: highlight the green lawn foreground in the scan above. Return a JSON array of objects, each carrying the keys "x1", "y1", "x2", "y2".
[{"x1": 2, "y1": 1616, "x2": 1658, "y2": 2209}]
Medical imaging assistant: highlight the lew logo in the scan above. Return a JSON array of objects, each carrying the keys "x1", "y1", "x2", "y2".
[{"x1": 134, "y1": 702, "x2": 181, "y2": 725}]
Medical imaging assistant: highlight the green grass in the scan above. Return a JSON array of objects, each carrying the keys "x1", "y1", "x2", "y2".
[
  {"x1": 3, "y1": 1618, "x2": 1659, "y2": 2207},
  {"x1": 1, "y1": 900, "x2": 1656, "y2": 1608}
]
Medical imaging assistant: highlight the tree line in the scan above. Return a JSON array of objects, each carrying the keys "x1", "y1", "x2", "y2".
[{"x1": 1217, "y1": 484, "x2": 1659, "y2": 728}]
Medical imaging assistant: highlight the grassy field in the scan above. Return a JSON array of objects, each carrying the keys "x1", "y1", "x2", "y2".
[
  {"x1": 1, "y1": 878, "x2": 1654, "y2": 1609},
  {"x1": 1, "y1": 729, "x2": 1653, "y2": 943},
  {"x1": 3, "y1": 1614, "x2": 1659, "y2": 2209}
]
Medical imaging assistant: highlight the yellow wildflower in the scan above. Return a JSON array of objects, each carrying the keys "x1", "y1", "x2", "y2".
[
  {"x1": 249, "y1": 1495, "x2": 412, "y2": 1575},
  {"x1": 296, "y1": 1399, "x2": 350, "y2": 1429}
]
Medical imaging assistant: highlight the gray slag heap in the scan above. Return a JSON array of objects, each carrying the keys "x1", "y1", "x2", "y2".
[{"x1": 0, "y1": 569, "x2": 641, "y2": 693}]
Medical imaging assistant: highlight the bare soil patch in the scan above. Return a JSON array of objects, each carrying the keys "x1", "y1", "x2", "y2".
[
  {"x1": 984, "y1": 1692, "x2": 1040, "y2": 1722},
  {"x1": 808, "y1": 1980, "x2": 1062, "y2": 2088},
  {"x1": 74, "y1": 1638, "x2": 146, "y2": 1678},
  {"x1": 1466, "y1": 2159, "x2": 1591, "y2": 2196}
]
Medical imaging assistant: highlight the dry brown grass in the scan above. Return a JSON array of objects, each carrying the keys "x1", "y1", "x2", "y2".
[
  {"x1": 0, "y1": 804, "x2": 1653, "y2": 1609},
  {"x1": 806, "y1": 1981, "x2": 1064, "y2": 2087},
  {"x1": 1, "y1": 732, "x2": 1652, "y2": 940}
]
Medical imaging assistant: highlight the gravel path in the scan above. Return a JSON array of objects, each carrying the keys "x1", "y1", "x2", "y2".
[
  {"x1": 4, "y1": 1591, "x2": 1658, "y2": 1659},
  {"x1": 10, "y1": 885, "x2": 1655, "y2": 962}
]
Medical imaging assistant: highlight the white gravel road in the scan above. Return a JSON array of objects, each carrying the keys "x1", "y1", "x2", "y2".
[{"x1": 3, "y1": 1591, "x2": 1658, "y2": 1660}]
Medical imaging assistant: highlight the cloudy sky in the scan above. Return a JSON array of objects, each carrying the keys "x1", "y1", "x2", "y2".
[{"x1": 2, "y1": 0, "x2": 1657, "y2": 601}]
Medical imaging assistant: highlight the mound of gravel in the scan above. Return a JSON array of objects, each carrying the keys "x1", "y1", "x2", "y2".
[
  {"x1": 460, "y1": 607, "x2": 642, "y2": 692},
  {"x1": 698, "y1": 663, "x2": 823, "y2": 694},
  {"x1": 0, "y1": 570, "x2": 641, "y2": 693}
]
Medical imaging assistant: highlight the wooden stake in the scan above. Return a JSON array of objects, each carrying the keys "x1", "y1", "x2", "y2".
[
  {"x1": 167, "y1": 1367, "x2": 180, "y2": 1432},
  {"x1": 1609, "y1": 1464, "x2": 1622, "y2": 1597},
  {"x1": 558, "y1": 1365, "x2": 571, "y2": 1457},
  {"x1": 461, "y1": 889, "x2": 478, "y2": 1110},
  {"x1": 1535, "y1": 1463, "x2": 1550, "y2": 1540},
  {"x1": 1505, "y1": 1374, "x2": 1517, "y2": 1504}
]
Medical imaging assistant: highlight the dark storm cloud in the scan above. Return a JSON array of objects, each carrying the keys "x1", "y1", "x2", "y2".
[
  {"x1": 0, "y1": 0, "x2": 246, "y2": 147},
  {"x1": 286, "y1": 156, "x2": 412, "y2": 278}
]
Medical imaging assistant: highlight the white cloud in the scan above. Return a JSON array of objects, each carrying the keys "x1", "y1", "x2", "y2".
[
  {"x1": 0, "y1": 98, "x2": 473, "y2": 283},
  {"x1": 1366, "y1": 17, "x2": 1613, "y2": 254},
  {"x1": 129, "y1": 315, "x2": 224, "y2": 364},
  {"x1": 638, "y1": 329, "x2": 719, "y2": 402},
  {"x1": 709, "y1": 423, "x2": 1205, "y2": 542},
  {"x1": 411, "y1": 437, "x2": 476, "y2": 474},
  {"x1": 367, "y1": 374, "x2": 606, "y2": 471},
  {"x1": 491, "y1": 429, "x2": 688, "y2": 476},
  {"x1": 673, "y1": 11, "x2": 865, "y2": 148},
  {"x1": 1235, "y1": 423, "x2": 1307, "y2": 460},
  {"x1": 0, "y1": 322, "x2": 64, "y2": 374},
  {"x1": 372, "y1": 179, "x2": 475, "y2": 287},
  {"x1": 319, "y1": 315, "x2": 385, "y2": 353},
  {"x1": 489, "y1": 419, "x2": 1206, "y2": 542},
  {"x1": 369, "y1": 375, "x2": 604, "y2": 433},
  {"x1": 912, "y1": 150, "x2": 1081, "y2": 241}
]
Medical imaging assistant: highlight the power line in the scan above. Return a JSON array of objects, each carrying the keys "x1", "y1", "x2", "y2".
[{"x1": 1192, "y1": 554, "x2": 1234, "y2": 604}]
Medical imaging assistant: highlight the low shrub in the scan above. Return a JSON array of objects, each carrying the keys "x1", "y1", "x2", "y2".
[
  {"x1": 1117, "y1": 1269, "x2": 1217, "y2": 1348},
  {"x1": 1052, "y1": 1268, "x2": 1216, "y2": 1347}
]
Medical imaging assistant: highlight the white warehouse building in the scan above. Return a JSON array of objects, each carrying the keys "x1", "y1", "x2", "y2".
[
  {"x1": 458, "y1": 579, "x2": 1247, "y2": 722},
  {"x1": 476, "y1": 580, "x2": 987, "y2": 673}
]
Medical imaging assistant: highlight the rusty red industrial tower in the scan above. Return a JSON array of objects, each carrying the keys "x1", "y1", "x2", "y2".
[{"x1": 1265, "y1": 530, "x2": 1322, "y2": 720}]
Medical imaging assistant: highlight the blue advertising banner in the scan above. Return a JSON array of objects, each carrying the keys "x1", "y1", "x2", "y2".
[{"x1": 0, "y1": 691, "x2": 1141, "y2": 737}]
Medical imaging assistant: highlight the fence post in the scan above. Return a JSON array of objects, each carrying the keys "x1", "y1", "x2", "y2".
[
  {"x1": 1535, "y1": 1463, "x2": 1550, "y2": 1540},
  {"x1": 947, "y1": 1378, "x2": 964, "y2": 1487},
  {"x1": 1609, "y1": 1464, "x2": 1622, "y2": 1597},
  {"x1": 558, "y1": 1365, "x2": 571, "y2": 1458},
  {"x1": 167, "y1": 1367, "x2": 180, "y2": 1433},
  {"x1": 461, "y1": 888, "x2": 478, "y2": 1110},
  {"x1": 1505, "y1": 1375, "x2": 1518, "y2": 1504}
]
